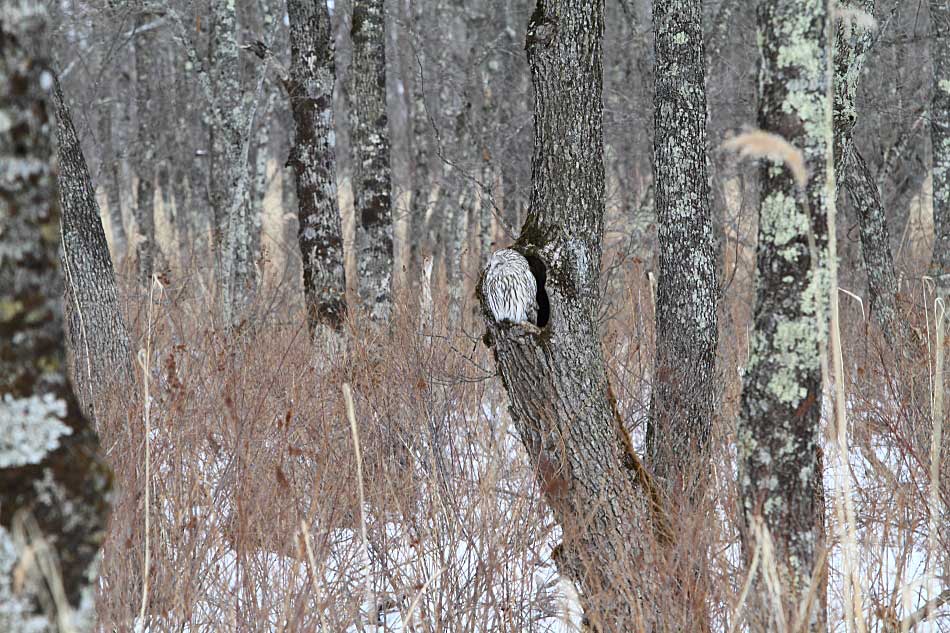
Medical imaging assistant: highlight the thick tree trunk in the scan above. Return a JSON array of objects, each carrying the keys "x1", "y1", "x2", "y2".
[
  {"x1": 738, "y1": 1, "x2": 830, "y2": 630},
  {"x1": 648, "y1": 0, "x2": 719, "y2": 495},
  {"x1": 478, "y1": 2, "x2": 668, "y2": 630},
  {"x1": 350, "y1": 0, "x2": 394, "y2": 322},
  {"x1": 0, "y1": 8, "x2": 111, "y2": 629},
  {"x1": 932, "y1": 0, "x2": 950, "y2": 295},
  {"x1": 133, "y1": 11, "x2": 158, "y2": 284},
  {"x1": 286, "y1": 0, "x2": 347, "y2": 334},
  {"x1": 52, "y1": 77, "x2": 135, "y2": 418}
]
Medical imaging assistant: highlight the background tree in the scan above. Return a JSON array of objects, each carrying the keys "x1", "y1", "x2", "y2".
[
  {"x1": 132, "y1": 5, "x2": 159, "y2": 283},
  {"x1": 648, "y1": 0, "x2": 719, "y2": 495},
  {"x1": 832, "y1": 0, "x2": 901, "y2": 342},
  {"x1": 286, "y1": 0, "x2": 347, "y2": 333},
  {"x1": 0, "y1": 5, "x2": 111, "y2": 628},
  {"x1": 350, "y1": 0, "x2": 394, "y2": 322},
  {"x1": 737, "y1": 0, "x2": 831, "y2": 630},
  {"x1": 479, "y1": 1, "x2": 669, "y2": 629}
]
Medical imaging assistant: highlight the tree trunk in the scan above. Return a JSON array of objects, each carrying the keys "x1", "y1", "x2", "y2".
[
  {"x1": 52, "y1": 77, "x2": 135, "y2": 418},
  {"x1": 209, "y1": 0, "x2": 247, "y2": 324},
  {"x1": 932, "y1": 0, "x2": 950, "y2": 295},
  {"x1": 286, "y1": 0, "x2": 347, "y2": 334},
  {"x1": 350, "y1": 0, "x2": 394, "y2": 322},
  {"x1": 478, "y1": 2, "x2": 668, "y2": 629},
  {"x1": 97, "y1": 90, "x2": 128, "y2": 259},
  {"x1": 648, "y1": 0, "x2": 719, "y2": 496},
  {"x1": 738, "y1": 1, "x2": 830, "y2": 630},
  {"x1": 133, "y1": 10, "x2": 158, "y2": 284},
  {"x1": 0, "y1": 8, "x2": 111, "y2": 629},
  {"x1": 832, "y1": 0, "x2": 901, "y2": 342},
  {"x1": 407, "y1": 0, "x2": 434, "y2": 277}
]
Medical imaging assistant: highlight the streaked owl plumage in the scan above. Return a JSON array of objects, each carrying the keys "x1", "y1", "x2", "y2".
[{"x1": 483, "y1": 248, "x2": 537, "y2": 324}]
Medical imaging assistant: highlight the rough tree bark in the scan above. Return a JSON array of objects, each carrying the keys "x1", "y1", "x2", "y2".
[
  {"x1": 209, "y1": 0, "x2": 249, "y2": 324},
  {"x1": 0, "y1": 6, "x2": 111, "y2": 629},
  {"x1": 350, "y1": 0, "x2": 394, "y2": 322},
  {"x1": 832, "y1": 0, "x2": 901, "y2": 342},
  {"x1": 52, "y1": 77, "x2": 135, "y2": 417},
  {"x1": 932, "y1": 0, "x2": 950, "y2": 295},
  {"x1": 286, "y1": 0, "x2": 347, "y2": 334},
  {"x1": 133, "y1": 7, "x2": 158, "y2": 284},
  {"x1": 478, "y1": 2, "x2": 668, "y2": 629},
  {"x1": 738, "y1": 1, "x2": 830, "y2": 630},
  {"x1": 648, "y1": 0, "x2": 719, "y2": 495},
  {"x1": 407, "y1": 0, "x2": 434, "y2": 277}
]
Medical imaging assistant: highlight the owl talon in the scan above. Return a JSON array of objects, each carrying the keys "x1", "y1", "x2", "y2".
[{"x1": 515, "y1": 321, "x2": 541, "y2": 335}]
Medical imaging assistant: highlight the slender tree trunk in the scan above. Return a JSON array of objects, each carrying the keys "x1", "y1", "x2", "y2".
[
  {"x1": 97, "y1": 90, "x2": 128, "y2": 259},
  {"x1": 133, "y1": 10, "x2": 158, "y2": 284},
  {"x1": 209, "y1": 0, "x2": 247, "y2": 324},
  {"x1": 932, "y1": 0, "x2": 950, "y2": 295},
  {"x1": 350, "y1": 0, "x2": 394, "y2": 322},
  {"x1": 52, "y1": 77, "x2": 134, "y2": 418},
  {"x1": 478, "y1": 2, "x2": 669, "y2": 629},
  {"x1": 407, "y1": 0, "x2": 433, "y2": 277},
  {"x1": 738, "y1": 1, "x2": 830, "y2": 630},
  {"x1": 648, "y1": 0, "x2": 719, "y2": 496},
  {"x1": 0, "y1": 8, "x2": 111, "y2": 629},
  {"x1": 832, "y1": 0, "x2": 901, "y2": 342},
  {"x1": 286, "y1": 0, "x2": 347, "y2": 334}
]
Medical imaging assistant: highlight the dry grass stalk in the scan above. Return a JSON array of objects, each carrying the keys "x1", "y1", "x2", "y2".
[{"x1": 721, "y1": 129, "x2": 808, "y2": 188}]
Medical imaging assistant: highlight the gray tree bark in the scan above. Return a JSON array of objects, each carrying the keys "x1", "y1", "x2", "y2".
[
  {"x1": 52, "y1": 77, "x2": 135, "y2": 418},
  {"x1": 133, "y1": 8, "x2": 158, "y2": 284},
  {"x1": 96, "y1": 89, "x2": 128, "y2": 259},
  {"x1": 648, "y1": 0, "x2": 719, "y2": 496},
  {"x1": 209, "y1": 0, "x2": 251, "y2": 325},
  {"x1": 350, "y1": 0, "x2": 394, "y2": 322},
  {"x1": 0, "y1": 7, "x2": 111, "y2": 629},
  {"x1": 286, "y1": 0, "x2": 347, "y2": 333},
  {"x1": 832, "y1": 0, "x2": 901, "y2": 342},
  {"x1": 478, "y1": 2, "x2": 669, "y2": 629},
  {"x1": 407, "y1": 0, "x2": 434, "y2": 277},
  {"x1": 931, "y1": 0, "x2": 950, "y2": 295},
  {"x1": 738, "y1": 1, "x2": 830, "y2": 630}
]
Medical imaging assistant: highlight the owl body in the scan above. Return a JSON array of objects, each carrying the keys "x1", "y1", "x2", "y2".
[{"x1": 483, "y1": 249, "x2": 538, "y2": 324}]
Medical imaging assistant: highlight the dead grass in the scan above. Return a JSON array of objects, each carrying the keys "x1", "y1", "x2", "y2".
[{"x1": 85, "y1": 238, "x2": 949, "y2": 632}]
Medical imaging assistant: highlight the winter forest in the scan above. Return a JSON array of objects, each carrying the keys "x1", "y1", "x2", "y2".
[{"x1": 1, "y1": 0, "x2": 949, "y2": 631}]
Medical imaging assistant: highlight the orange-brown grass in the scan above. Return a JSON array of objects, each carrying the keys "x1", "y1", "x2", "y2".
[{"x1": 85, "y1": 249, "x2": 948, "y2": 632}]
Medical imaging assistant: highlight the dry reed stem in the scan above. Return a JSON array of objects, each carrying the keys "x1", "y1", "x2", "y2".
[
  {"x1": 924, "y1": 297, "x2": 945, "y2": 629},
  {"x1": 343, "y1": 382, "x2": 372, "y2": 625},
  {"x1": 721, "y1": 129, "x2": 807, "y2": 188}
]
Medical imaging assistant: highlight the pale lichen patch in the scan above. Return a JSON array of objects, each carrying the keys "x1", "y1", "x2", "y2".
[{"x1": 0, "y1": 393, "x2": 71, "y2": 468}]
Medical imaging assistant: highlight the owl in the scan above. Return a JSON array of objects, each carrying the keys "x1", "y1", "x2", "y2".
[{"x1": 482, "y1": 248, "x2": 538, "y2": 325}]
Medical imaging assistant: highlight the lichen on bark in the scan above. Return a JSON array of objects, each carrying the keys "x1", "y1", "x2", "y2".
[
  {"x1": 0, "y1": 4, "x2": 112, "y2": 630},
  {"x1": 738, "y1": 0, "x2": 830, "y2": 629}
]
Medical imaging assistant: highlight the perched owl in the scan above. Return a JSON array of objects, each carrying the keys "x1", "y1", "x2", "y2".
[{"x1": 483, "y1": 248, "x2": 538, "y2": 325}]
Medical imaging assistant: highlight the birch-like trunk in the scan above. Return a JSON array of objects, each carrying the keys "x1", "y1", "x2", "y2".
[
  {"x1": 478, "y1": 2, "x2": 668, "y2": 629},
  {"x1": 286, "y1": 0, "x2": 347, "y2": 333},
  {"x1": 209, "y1": 0, "x2": 246, "y2": 324},
  {"x1": 350, "y1": 0, "x2": 394, "y2": 322},
  {"x1": 133, "y1": 10, "x2": 157, "y2": 284},
  {"x1": 738, "y1": 1, "x2": 830, "y2": 630},
  {"x1": 0, "y1": 8, "x2": 111, "y2": 629},
  {"x1": 53, "y1": 77, "x2": 134, "y2": 418},
  {"x1": 932, "y1": 0, "x2": 950, "y2": 295},
  {"x1": 648, "y1": 0, "x2": 719, "y2": 495}
]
